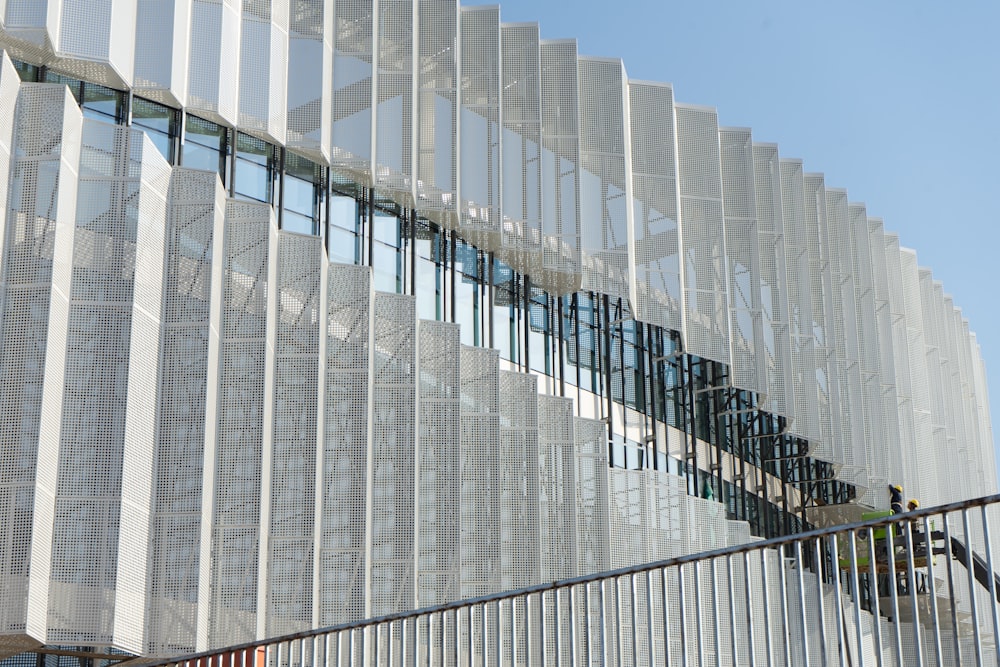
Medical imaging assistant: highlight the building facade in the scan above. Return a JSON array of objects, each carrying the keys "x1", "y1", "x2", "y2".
[{"x1": 0, "y1": 0, "x2": 994, "y2": 660}]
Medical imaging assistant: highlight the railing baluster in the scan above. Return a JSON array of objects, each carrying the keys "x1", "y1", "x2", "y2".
[
  {"x1": 759, "y1": 549, "x2": 774, "y2": 667},
  {"x1": 963, "y1": 509, "x2": 984, "y2": 667},
  {"x1": 661, "y1": 567, "x2": 673, "y2": 667},
  {"x1": 884, "y1": 518, "x2": 904, "y2": 666},
  {"x1": 795, "y1": 541, "x2": 811, "y2": 667},
  {"x1": 630, "y1": 573, "x2": 639, "y2": 667},
  {"x1": 846, "y1": 527, "x2": 865, "y2": 667},
  {"x1": 812, "y1": 537, "x2": 828, "y2": 667},
  {"x1": 941, "y1": 516, "x2": 961, "y2": 665},
  {"x1": 922, "y1": 514, "x2": 943, "y2": 667},
  {"x1": 902, "y1": 519, "x2": 924, "y2": 667},
  {"x1": 725, "y1": 555, "x2": 735, "y2": 666},
  {"x1": 694, "y1": 560, "x2": 705, "y2": 667},
  {"x1": 744, "y1": 551, "x2": 757, "y2": 667},
  {"x1": 829, "y1": 535, "x2": 846, "y2": 667},
  {"x1": 980, "y1": 505, "x2": 1000, "y2": 667},
  {"x1": 678, "y1": 564, "x2": 688, "y2": 667},
  {"x1": 645, "y1": 570, "x2": 655, "y2": 667}
]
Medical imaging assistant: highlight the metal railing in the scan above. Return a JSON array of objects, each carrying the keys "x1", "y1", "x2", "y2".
[{"x1": 145, "y1": 493, "x2": 1000, "y2": 667}]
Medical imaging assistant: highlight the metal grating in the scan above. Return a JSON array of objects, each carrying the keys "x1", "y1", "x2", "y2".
[
  {"x1": 676, "y1": 104, "x2": 729, "y2": 365},
  {"x1": 577, "y1": 57, "x2": 632, "y2": 303},
  {"x1": 629, "y1": 81, "x2": 682, "y2": 333}
]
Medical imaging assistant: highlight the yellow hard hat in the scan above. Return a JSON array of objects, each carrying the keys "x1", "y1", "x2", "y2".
[
  {"x1": 908, "y1": 499, "x2": 919, "y2": 508},
  {"x1": 892, "y1": 485, "x2": 902, "y2": 492}
]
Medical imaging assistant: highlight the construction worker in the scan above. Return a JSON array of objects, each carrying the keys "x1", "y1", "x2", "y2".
[
  {"x1": 907, "y1": 498, "x2": 919, "y2": 512},
  {"x1": 889, "y1": 484, "x2": 904, "y2": 514}
]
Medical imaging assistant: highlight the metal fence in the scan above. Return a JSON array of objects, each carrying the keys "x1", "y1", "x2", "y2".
[{"x1": 145, "y1": 494, "x2": 1000, "y2": 667}]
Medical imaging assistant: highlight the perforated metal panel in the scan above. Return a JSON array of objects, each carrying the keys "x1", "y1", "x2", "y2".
[
  {"x1": 498, "y1": 371, "x2": 539, "y2": 591},
  {"x1": 497, "y1": 23, "x2": 542, "y2": 280},
  {"x1": 414, "y1": 0, "x2": 457, "y2": 225},
  {"x1": 752, "y1": 143, "x2": 791, "y2": 418},
  {"x1": 0, "y1": 57, "x2": 23, "y2": 641},
  {"x1": 367, "y1": 291, "x2": 417, "y2": 616},
  {"x1": 779, "y1": 159, "x2": 820, "y2": 445},
  {"x1": 574, "y1": 417, "x2": 609, "y2": 576},
  {"x1": 823, "y1": 189, "x2": 863, "y2": 478},
  {"x1": 538, "y1": 39, "x2": 581, "y2": 294},
  {"x1": 676, "y1": 104, "x2": 729, "y2": 364},
  {"x1": 285, "y1": 0, "x2": 331, "y2": 161},
  {"x1": 802, "y1": 174, "x2": 838, "y2": 465},
  {"x1": 537, "y1": 395, "x2": 576, "y2": 582},
  {"x1": 720, "y1": 127, "x2": 764, "y2": 394},
  {"x1": 459, "y1": 346, "x2": 500, "y2": 597},
  {"x1": 207, "y1": 200, "x2": 272, "y2": 646},
  {"x1": 40, "y1": 120, "x2": 168, "y2": 652},
  {"x1": 459, "y1": 6, "x2": 501, "y2": 251},
  {"x1": 187, "y1": 0, "x2": 240, "y2": 126},
  {"x1": 319, "y1": 262, "x2": 372, "y2": 627},
  {"x1": 578, "y1": 57, "x2": 632, "y2": 303},
  {"x1": 629, "y1": 81, "x2": 681, "y2": 333},
  {"x1": 0, "y1": 84, "x2": 82, "y2": 646},
  {"x1": 45, "y1": 0, "x2": 135, "y2": 89},
  {"x1": 898, "y1": 248, "x2": 938, "y2": 502},
  {"x1": 116, "y1": 128, "x2": 173, "y2": 655},
  {"x1": 133, "y1": 0, "x2": 190, "y2": 107},
  {"x1": 373, "y1": 0, "x2": 413, "y2": 202},
  {"x1": 265, "y1": 230, "x2": 321, "y2": 637},
  {"x1": 330, "y1": 0, "x2": 374, "y2": 181},
  {"x1": 867, "y1": 218, "x2": 903, "y2": 497},
  {"x1": 238, "y1": 0, "x2": 288, "y2": 144},
  {"x1": 415, "y1": 319, "x2": 461, "y2": 607},
  {"x1": 145, "y1": 168, "x2": 223, "y2": 656}
]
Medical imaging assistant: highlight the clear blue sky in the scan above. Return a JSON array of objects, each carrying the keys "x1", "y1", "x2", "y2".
[{"x1": 484, "y1": 0, "x2": 1000, "y2": 469}]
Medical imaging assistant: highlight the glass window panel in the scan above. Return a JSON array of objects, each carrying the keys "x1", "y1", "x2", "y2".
[
  {"x1": 132, "y1": 98, "x2": 178, "y2": 162},
  {"x1": 81, "y1": 82, "x2": 123, "y2": 121},
  {"x1": 329, "y1": 196, "x2": 357, "y2": 234},
  {"x1": 183, "y1": 115, "x2": 228, "y2": 179},
  {"x1": 327, "y1": 226, "x2": 357, "y2": 265},
  {"x1": 373, "y1": 213, "x2": 399, "y2": 248},
  {"x1": 282, "y1": 210, "x2": 315, "y2": 236},
  {"x1": 12, "y1": 60, "x2": 39, "y2": 82},
  {"x1": 234, "y1": 133, "x2": 277, "y2": 204},
  {"x1": 132, "y1": 97, "x2": 174, "y2": 134},
  {"x1": 372, "y1": 241, "x2": 402, "y2": 293}
]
